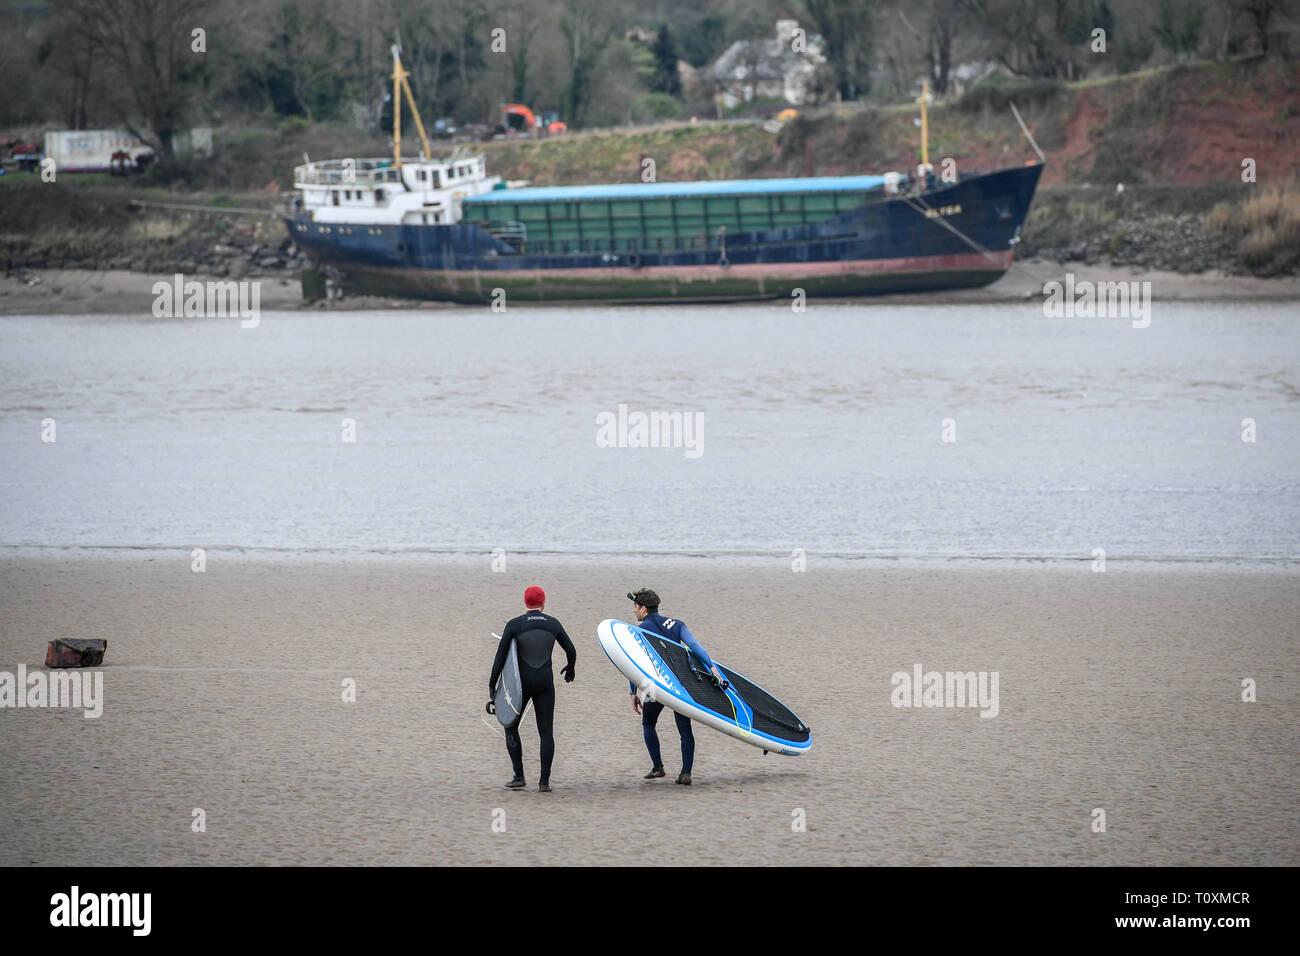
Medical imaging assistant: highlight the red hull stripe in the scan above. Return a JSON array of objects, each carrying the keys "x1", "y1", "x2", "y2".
[{"x1": 386, "y1": 250, "x2": 1013, "y2": 283}]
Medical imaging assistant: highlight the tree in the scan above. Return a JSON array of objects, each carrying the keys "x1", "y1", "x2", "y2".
[
  {"x1": 40, "y1": 8, "x2": 98, "y2": 128},
  {"x1": 1233, "y1": 0, "x2": 1288, "y2": 53},
  {"x1": 393, "y1": 0, "x2": 462, "y2": 121},
  {"x1": 973, "y1": 0, "x2": 1110, "y2": 80},
  {"x1": 1154, "y1": 0, "x2": 1206, "y2": 57},
  {"x1": 276, "y1": 0, "x2": 345, "y2": 121},
  {"x1": 897, "y1": 0, "x2": 972, "y2": 95},
  {"x1": 651, "y1": 24, "x2": 682, "y2": 98},
  {"x1": 560, "y1": 0, "x2": 617, "y2": 126},
  {"x1": 677, "y1": 15, "x2": 728, "y2": 69},
  {"x1": 507, "y1": 15, "x2": 540, "y2": 105},
  {"x1": 801, "y1": 0, "x2": 873, "y2": 100}
]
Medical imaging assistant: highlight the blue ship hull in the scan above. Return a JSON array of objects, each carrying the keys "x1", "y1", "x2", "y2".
[{"x1": 287, "y1": 164, "x2": 1042, "y2": 302}]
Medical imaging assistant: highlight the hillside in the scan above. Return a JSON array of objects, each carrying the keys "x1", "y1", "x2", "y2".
[{"x1": 477, "y1": 58, "x2": 1297, "y2": 189}]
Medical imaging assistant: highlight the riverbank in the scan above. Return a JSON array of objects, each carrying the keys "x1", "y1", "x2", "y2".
[{"x1": 2, "y1": 259, "x2": 1297, "y2": 315}]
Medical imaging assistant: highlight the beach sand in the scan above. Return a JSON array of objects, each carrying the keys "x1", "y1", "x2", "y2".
[{"x1": 0, "y1": 554, "x2": 1295, "y2": 866}]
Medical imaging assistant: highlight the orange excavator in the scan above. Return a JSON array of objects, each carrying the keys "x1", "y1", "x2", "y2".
[{"x1": 498, "y1": 104, "x2": 567, "y2": 138}]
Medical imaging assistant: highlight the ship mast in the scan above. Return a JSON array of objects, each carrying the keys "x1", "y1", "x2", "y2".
[
  {"x1": 391, "y1": 44, "x2": 432, "y2": 167},
  {"x1": 917, "y1": 81, "x2": 930, "y2": 170}
]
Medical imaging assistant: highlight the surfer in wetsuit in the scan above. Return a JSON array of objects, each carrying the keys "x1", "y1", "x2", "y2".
[
  {"x1": 491, "y1": 586, "x2": 576, "y2": 793},
  {"x1": 627, "y1": 587, "x2": 722, "y2": 786}
]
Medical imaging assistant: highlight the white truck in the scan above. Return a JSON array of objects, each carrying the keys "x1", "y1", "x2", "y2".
[{"x1": 43, "y1": 129, "x2": 155, "y2": 173}]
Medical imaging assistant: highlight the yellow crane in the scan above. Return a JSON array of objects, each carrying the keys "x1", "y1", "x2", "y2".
[{"x1": 391, "y1": 44, "x2": 432, "y2": 167}]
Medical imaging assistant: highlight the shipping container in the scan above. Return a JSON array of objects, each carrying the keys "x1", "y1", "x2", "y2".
[{"x1": 43, "y1": 130, "x2": 155, "y2": 173}]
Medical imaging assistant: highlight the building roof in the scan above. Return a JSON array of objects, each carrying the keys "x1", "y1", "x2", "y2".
[
  {"x1": 712, "y1": 31, "x2": 826, "y2": 84},
  {"x1": 465, "y1": 175, "x2": 886, "y2": 205}
]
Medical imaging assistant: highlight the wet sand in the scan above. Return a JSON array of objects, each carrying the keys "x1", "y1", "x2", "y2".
[
  {"x1": 2, "y1": 261, "x2": 1298, "y2": 315},
  {"x1": 0, "y1": 554, "x2": 1295, "y2": 866}
]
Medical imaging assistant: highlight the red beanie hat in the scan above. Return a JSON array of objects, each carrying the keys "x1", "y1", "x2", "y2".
[{"x1": 524, "y1": 586, "x2": 546, "y2": 608}]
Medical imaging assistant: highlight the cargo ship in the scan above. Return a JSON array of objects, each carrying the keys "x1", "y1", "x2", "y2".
[{"x1": 286, "y1": 48, "x2": 1043, "y2": 303}]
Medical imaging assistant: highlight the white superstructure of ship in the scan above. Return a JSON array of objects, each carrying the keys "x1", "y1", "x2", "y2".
[{"x1": 289, "y1": 45, "x2": 499, "y2": 228}]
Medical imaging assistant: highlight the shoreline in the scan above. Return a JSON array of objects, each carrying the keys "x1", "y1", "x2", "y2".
[
  {"x1": 0, "y1": 544, "x2": 1296, "y2": 573},
  {"x1": 3, "y1": 260, "x2": 1299, "y2": 316}
]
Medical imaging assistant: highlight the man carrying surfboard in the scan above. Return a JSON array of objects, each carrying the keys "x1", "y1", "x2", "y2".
[
  {"x1": 491, "y1": 586, "x2": 577, "y2": 793},
  {"x1": 627, "y1": 588, "x2": 722, "y2": 786}
]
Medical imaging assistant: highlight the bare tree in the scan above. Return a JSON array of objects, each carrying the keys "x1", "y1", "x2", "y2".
[
  {"x1": 897, "y1": 0, "x2": 971, "y2": 95},
  {"x1": 560, "y1": 0, "x2": 617, "y2": 126},
  {"x1": 502, "y1": 6, "x2": 541, "y2": 105},
  {"x1": 1153, "y1": 0, "x2": 1206, "y2": 58},
  {"x1": 801, "y1": 0, "x2": 873, "y2": 99},
  {"x1": 56, "y1": 0, "x2": 217, "y2": 166},
  {"x1": 1233, "y1": 0, "x2": 1288, "y2": 53}
]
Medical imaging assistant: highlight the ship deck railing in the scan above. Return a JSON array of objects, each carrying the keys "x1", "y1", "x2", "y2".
[
  {"x1": 486, "y1": 229, "x2": 864, "y2": 257},
  {"x1": 489, "y1": 234, "x2": 718, "y2": 256},
  {"x1": 489, "y1": 233, "x2": 709, "y2": 255},
  {"x1": 294, "y1": 163, "x2": 405, "y2": 187},
  {"x1": 486, "y1": 221, "x2": 528, "y2": 245}
]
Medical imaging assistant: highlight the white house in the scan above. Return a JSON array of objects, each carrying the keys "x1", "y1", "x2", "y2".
[{"x1": 710, "y1": 18, "x2": 830, "y2": 108}]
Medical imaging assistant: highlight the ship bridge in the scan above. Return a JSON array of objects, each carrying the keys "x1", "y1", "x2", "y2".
[{"x1": 292, "y1": 155, "x2": 500, "y2": 226}]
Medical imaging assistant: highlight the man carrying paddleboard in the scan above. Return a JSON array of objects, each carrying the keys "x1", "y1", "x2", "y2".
[
  {"x1": 491, "y1": 586, "x2": 577, "y2": 793},
  {"x1": 627, "y1": 588, "x2": 722, "y2": 786}
]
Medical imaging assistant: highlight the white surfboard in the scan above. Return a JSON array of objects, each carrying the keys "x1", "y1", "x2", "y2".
[{"x1": 489, "y1": 631, "x2": 526, "y2": 729}]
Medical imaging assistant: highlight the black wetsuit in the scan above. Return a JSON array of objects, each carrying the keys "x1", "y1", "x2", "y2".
[{"x1": 490, "y1": 611, "x2": 577, "y2": 784}]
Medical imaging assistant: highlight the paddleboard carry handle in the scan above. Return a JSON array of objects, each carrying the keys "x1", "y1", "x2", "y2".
[{"x1": 690, "y1": 666, "x2": 730, "y2": 690}]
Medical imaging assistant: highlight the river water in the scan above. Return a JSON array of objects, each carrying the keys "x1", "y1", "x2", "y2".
[{"x1": 2, "y1": 301, "x2": 1297, "y2": 566}]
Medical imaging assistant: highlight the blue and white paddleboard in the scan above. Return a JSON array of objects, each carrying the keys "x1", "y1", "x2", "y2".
[{"x1": 597, "y1": 619, "x2": 811, "y2": 756}]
